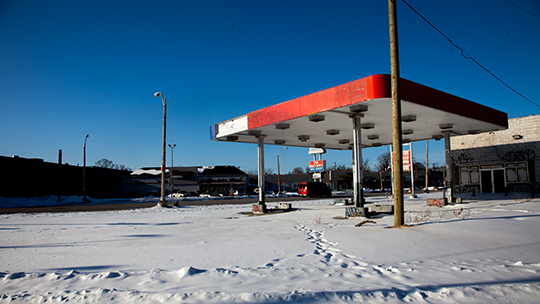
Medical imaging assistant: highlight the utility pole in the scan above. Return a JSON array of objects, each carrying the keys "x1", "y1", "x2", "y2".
[{"x1": 389, "y1": 0, "x2": 404, "y2": 226}]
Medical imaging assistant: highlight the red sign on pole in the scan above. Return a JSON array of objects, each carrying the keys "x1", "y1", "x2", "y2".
[
  {"x1": 392, "y1": 150, "x2": 411, "y2": 171},
  {"x1": 309, "y1": 160, "x2": 326, "y2": 172}
]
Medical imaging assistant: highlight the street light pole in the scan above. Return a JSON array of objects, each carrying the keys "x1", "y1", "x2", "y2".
[
  {"x1": 83, "y1": 134, "x2": 89, "y2": 202},
  {"x1": 155, "y1": 92, "x2": 167, "y2": 207},
  {"x1": 168, "y1": 143, "x2": 176, "y2": 195},
  {"x1": 277, "y1": 147, "x2": 287, "y2": 194}
]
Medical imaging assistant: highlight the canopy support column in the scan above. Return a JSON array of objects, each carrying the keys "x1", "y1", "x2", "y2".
[
  {"x1": 257, "y1": 135, "x2": 266, "y2": 205},
  {"x1": 444, "y1": 132, "x2": 454, "y2": 203},
  {"x1": 351, "y1": 114, "x2": 365, "y2": 210}
]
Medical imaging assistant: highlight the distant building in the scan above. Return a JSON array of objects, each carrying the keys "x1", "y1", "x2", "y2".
[
  {"x1": 0, "y1": 155, "x2": 131, "y2": 199},
  {"x1": 197, "y1": 166, "x2": 249, "y2": 194},
  {"x1": 0, "y1": 156, "x2": 251, "y2": 199},
  {"x1": 125, "y1": 165, "x2": 248, "y2": 197},
  {"x1": 125, "y1": 166, "x2": 199, "y2": 197},
  {"x1": 450, "y1": 115, "x2": 539, "y2": 194}
]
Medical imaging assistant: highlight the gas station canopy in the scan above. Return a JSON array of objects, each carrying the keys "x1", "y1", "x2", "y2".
[{"x1": 211, "y1": 74, "x2": 508, "y2": 148}]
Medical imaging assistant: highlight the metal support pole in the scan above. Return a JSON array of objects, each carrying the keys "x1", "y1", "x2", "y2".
[
  {"x1": 161, "y1": 100, "x2": 167, "y2": 206},
  {"x1": 379, "y1": 158, "x2": 383, "y2": 191},
  {"x1": 444, "y1": 132, "x2": 453, "y2": 203},
  {"x1": 83, "y1": 134, "x2": 89, "y2": 202},
  {"x1": 169, "y1": 144, "x2": 176, "y2": 195},
  {"x1": 257, "y1": 135, "x2": 266, "y2": 205},
  {"x1": 389, "y1": 0, "x2": 404, "y2": 226},
  {"x1": 390, "y1": 145, "x2": 395, "y2": 197},
  {"x1": 277, "y1": 147, "x2": 287, "y2": 194},
  {"x1": 351, "y1": 115, "x2": 364, "y2": 208},
  {"x1": 154, "y1": 92, "x2": 168, "y2": 207},
  {"x1": 277, "y1": 155, "x2": 281, "y2": 194},
  {"x1": 409, "y1": 142, "x2": 416, "y2": 198},
  {"x1": 58, "y1": 149, "x2": 62, "y2": 202},
  {"x1": 425, "y1": 140, "x2": 429, "y2": 192}
]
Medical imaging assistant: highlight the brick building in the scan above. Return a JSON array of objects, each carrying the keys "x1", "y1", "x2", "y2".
[{"x1": 450, "y1": 115, "x2": 539, "y2": 193}]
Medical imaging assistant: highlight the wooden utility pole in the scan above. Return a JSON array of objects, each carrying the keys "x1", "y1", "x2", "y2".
[{"x1": 388, "y1": 0, "x2": 404, "y2": 226}]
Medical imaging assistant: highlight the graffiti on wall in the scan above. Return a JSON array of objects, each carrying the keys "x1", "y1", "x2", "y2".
[
  {"x1": 501, "y1": 149, "x2": 536, "y2": 162},
  {"x1": 452, "y1": 153, "x2": 474, "y2": 165}
]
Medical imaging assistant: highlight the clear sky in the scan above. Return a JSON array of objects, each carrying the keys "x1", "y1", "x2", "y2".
[{"x1": 1, "y1": 0, "x2": 539, "y2": 174}]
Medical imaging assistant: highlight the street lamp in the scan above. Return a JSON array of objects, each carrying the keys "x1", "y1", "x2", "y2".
[
  {"x1": 277, "y1": 147, "x2": 287, "y2": 194},
  {"x1": 155, "y1": 92, "x2": 167, "y2": 207},
  {"x1": 168, "y1": 143, "x2": 176, "y2": 195},
  {"x1": 83, "y1": 134, "x2": 89, "y2": 202}
]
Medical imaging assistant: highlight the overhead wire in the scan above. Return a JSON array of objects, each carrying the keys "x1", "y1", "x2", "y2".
[
  {"x1": 400, "y1": 0, "x2": 540, "y2": 109},
  {"x1": 505, "y1": 0, "x2": 540, "y2": 20}
]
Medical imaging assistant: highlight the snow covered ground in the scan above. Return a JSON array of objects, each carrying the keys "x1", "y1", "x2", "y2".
[{"x1": 1, "y1": 192, "x2": 539, "y2": 303}]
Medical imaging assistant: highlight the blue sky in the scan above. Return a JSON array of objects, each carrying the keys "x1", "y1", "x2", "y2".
[{"x1": 1, "y1": 0, "x2": 539, "y2": 174}]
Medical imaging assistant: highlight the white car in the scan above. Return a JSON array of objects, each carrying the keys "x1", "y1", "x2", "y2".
[{"x1": 172, "y1": 191, "x2": 187, "y2": 198}]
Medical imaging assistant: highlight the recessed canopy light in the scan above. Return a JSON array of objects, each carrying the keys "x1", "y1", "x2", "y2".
[
  {"x1": 308, "y1": 115, "x2": 325, "y2": 122},
  {"x1": 326, "y1": 129, "x2": 340, "y2": 135},
  {"x1": 350, "y1": 105, "x2": 368, "y2": 113},
  {"x1": 361, "y1": 123, "x2": 375, "y2": 129},
  {"x1": 402, "y1": 129, "x2": 413, "y2": 135},
  {"x1": 402, "y1": 115, "x2": 417, "y2": 122},
  {"x1": 439, "y1": 123, "x2": 453, "y2": 129},
  {"x1": 298, "y1": 135, "x2": 310, "y2": 142}
]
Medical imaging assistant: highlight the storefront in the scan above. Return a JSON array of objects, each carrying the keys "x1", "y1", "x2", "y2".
[{"x1": 451, "y1": 115, "x2": 539, "y2": 194}]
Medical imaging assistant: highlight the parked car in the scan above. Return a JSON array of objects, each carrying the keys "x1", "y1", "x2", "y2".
[
  {"x1": 171, "y1": 191, "x2": 187, "y2": 198},
  {"x1": 298, "y1": 182, "x2": 332, "y2": 197}
]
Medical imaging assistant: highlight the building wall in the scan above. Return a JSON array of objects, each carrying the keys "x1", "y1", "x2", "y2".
[
  {"x1": 450, "y1": 115, "x2": 539, "y2": 193},
  {"x1": 0, "y1": 155, "x2": 131, "y2": 198}
]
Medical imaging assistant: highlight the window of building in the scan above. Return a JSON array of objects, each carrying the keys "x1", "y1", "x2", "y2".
[
  {"x1": 505, "y1": 162, "x2": 528, "y2": 183},
  {"x1": 460, "y1": 168, "x2": 470, "y2": 185},
  {"x1": 470, "y1": 168, "x2": 479, "y2": 183},
  {"x1": 460, "y1": 163, "x2": 528, "y2": 185}
]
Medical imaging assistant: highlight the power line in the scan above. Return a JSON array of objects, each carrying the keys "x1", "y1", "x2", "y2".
[
  {"x1": 505, "y1": 0, "x2": 540, "y2": 20},
  {"x1": 401, "y1": 0, "x2": 540, "y2": 109}
]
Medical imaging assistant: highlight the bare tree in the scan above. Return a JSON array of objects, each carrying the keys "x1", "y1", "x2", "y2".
[
  {"x1": 94, "y1": 158, "x2": 114, "y2": 169},
  {"x1": 413, "y1": 159, "x2": 425, "y2": 171},
  {"x1": 265, "y1": 168, "x2": 274, "y2": 175},
  {"x1": 336, "y1": 164, "x2": 351, "y2": 171},
  {"x1": 113, "y1": 164, "x2": 133, "y2": 171},
  {"x1": 361, "y1": 158, "x2": 371, "y2": 172},
  {"x1": 291, "y1": 167, "x2": 305, "y2": 175},
  {"x1": 94, "y1": 158, "x2": 132, "y2": 171},
  {"x1": 377, "y1": 153, "x2": 391, "y2": 172}
]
